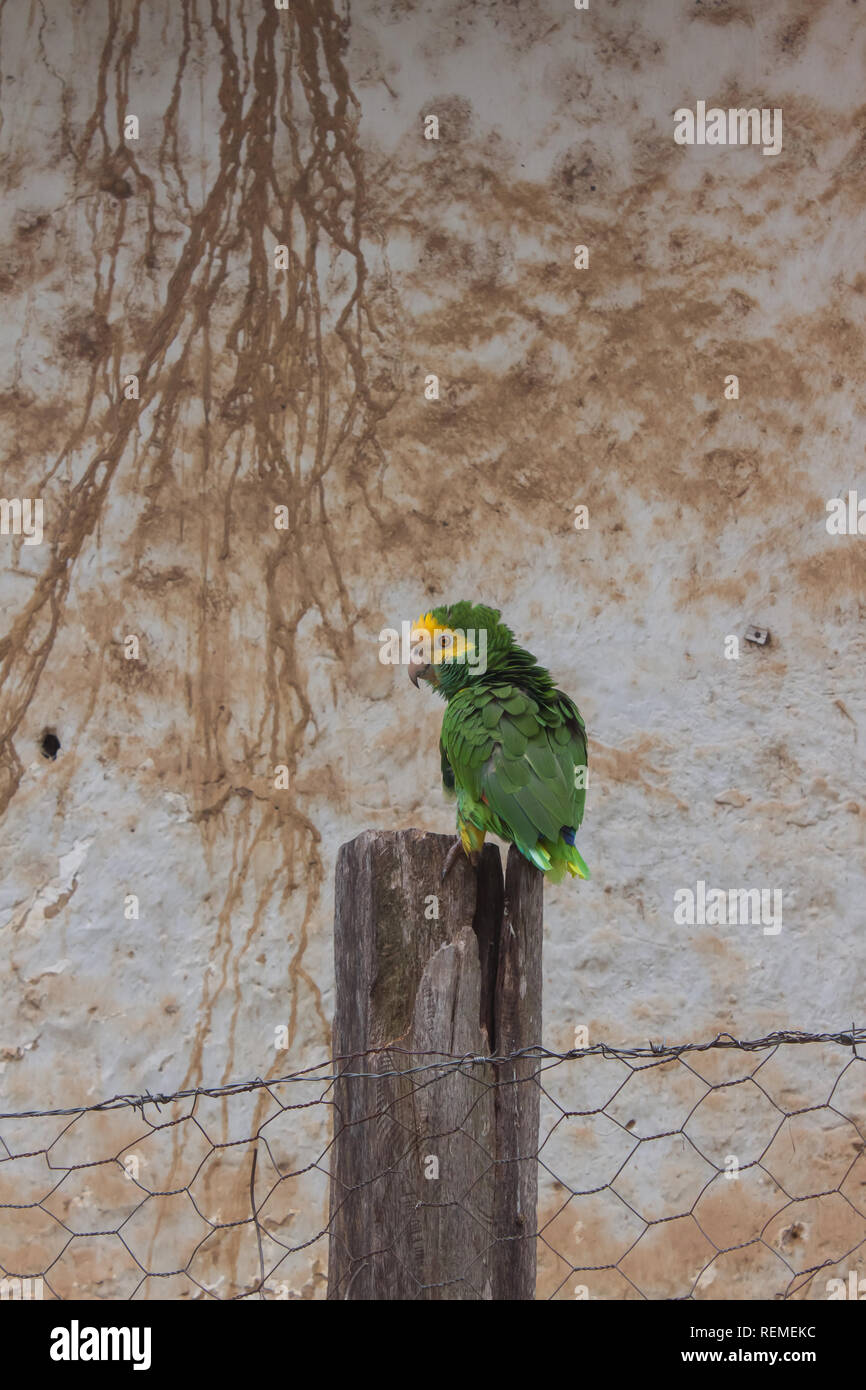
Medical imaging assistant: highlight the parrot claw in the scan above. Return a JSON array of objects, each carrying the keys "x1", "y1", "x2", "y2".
[
  {"x1": 441, "y1": 839, "x2": 479, "y2": 881},
  {"x1": 441, "y1": 839, "x2": 464, "y2": 881}
]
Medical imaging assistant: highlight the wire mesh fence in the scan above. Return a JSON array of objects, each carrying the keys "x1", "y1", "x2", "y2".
[{"x1": 1, "y1": 1029, "x2": 864, "y2": 1301}]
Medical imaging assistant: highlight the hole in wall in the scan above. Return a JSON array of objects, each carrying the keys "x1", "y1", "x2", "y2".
[{"x1": 40, "y1": 730, "x2": 60, "y2": 760}]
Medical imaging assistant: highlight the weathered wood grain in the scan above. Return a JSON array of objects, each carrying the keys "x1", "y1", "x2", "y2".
[{"x1": 327, "y1": 829, "x2": 542, "y2": 1300}]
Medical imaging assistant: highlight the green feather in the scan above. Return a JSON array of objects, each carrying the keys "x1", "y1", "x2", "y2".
[
  {"x1": 503, "y1": 754, "x2": 530, "y2": 788},
  {"x1": 501, "y1": 722, "x2": 527, "y2": 757},
  {"x1": 502, "y1": 693, "x2": 527, "y2": 714},
  {"x1": 428, "y1": 602, "x2": 589, "y2": 880},
  {"x1": 482, "y1": 700, "x2": 501, "y2": 730},
  {"x1": 525, "y1": 738, "x2": 558, "y2": 783},
  {"x1": 510, "y1": 711, "x2": 538, "y2": 738}
]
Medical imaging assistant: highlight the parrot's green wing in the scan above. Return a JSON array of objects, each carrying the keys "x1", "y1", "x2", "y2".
[
  {"x1": 441, "y1": 683, "x2": 588, "y2": 879},
  {"x1": 440, "y1": 737, "x2": 456, "y2": 794}
]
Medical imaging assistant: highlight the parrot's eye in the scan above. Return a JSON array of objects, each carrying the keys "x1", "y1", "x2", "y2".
[{"x1": 439, "y1": 633, "x2": 453, "y2": 648}]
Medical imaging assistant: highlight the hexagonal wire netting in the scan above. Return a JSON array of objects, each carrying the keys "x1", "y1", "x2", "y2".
[{"x1": 1, "y1": 1029, "x2": 864, "y2": 1300}]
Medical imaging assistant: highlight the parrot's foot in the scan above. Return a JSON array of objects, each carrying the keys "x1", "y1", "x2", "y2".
[{"x1": 441, "y1": 838, "x2": 480, "y2": 881}]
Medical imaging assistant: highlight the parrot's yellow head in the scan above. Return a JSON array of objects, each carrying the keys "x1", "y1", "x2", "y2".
[
  {"x1": 407, "y1": 603, "x2": 496, "y2": 692},
  {"x1": 408, "y1": 611, "x2": 474, "y2": 686}
]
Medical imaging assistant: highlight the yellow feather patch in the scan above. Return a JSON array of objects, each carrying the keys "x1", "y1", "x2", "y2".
[{"x1": 412, "y1": 613, "x2": 474, "y2": 666}]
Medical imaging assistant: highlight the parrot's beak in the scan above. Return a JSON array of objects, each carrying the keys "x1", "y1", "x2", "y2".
[{"x1": 408, "y1": 659, "x2": 431, "y2": 688}]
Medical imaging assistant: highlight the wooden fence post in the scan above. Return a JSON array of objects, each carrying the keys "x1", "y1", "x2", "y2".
[{"x1": 326, "y1": 828, "x2": 543, "y2": 1300}]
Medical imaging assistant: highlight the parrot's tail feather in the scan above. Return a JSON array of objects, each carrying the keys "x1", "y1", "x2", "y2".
[
  {"x1": 528, "y1": 833, "x2": 590, "y2": 883},
  {"x1": 526, "y1": 843, "x2": 553, "y2": 872},
  {"x1": 566, "y1": 841, "x2": 590, "y2": 879}
]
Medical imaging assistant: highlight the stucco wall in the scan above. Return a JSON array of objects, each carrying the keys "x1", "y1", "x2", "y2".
[{"x1": 1, "y1": 0, "x2": 864, "y2": 1299}]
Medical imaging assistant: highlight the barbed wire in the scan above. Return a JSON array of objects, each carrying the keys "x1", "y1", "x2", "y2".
[
  {"x1": 1, "y1": 1027, "x2": 864, "y2": 1300},
  {"x1": 2, "y1": 1028, "x2": 862, "y2": 1121}
]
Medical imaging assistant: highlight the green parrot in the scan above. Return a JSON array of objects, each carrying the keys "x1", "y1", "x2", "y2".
[{"x1": 408, "y1": 601, "x2": 589, "y2": 883}]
